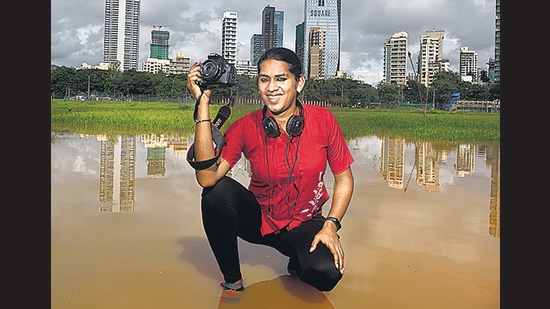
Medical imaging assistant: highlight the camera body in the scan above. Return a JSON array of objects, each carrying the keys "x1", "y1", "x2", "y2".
[{"x1": 199, "y1": 53, "x2": 237, "y2": 89}]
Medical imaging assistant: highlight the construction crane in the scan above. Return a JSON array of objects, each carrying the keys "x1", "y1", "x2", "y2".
[{"x1": 152, "y1": 24, "x2": 173, "y2": 30}]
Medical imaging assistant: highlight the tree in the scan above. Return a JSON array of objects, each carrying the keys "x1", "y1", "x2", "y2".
[
  {"x1": 479, "y1": 69, "x2": 490, "y2": 83},
  {"x1": 431, "y1": 71, "x2": 463, "y2": 109},
  {"x1": 105, "y1": 61, "x2": 122, "y2": 99},
  {"x1": 51, "y1": 64, "x2": 499, "y2": 104},
  {"x1": 51, "y1": 66, "x2": 78, "y2": 99},
  {"x1": 403, "y1": 80, "x2": 426, "y2": 105},
  {"x1": 377, "y1": 83, "x2": 400, "y2": 107}
]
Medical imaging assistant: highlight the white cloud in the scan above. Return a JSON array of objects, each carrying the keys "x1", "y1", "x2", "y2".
[{"x1": 51, "y1": 0, "x2": 497, "y2": 86}]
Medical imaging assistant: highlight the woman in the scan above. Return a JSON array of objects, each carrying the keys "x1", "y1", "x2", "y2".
[{"x1": 186, "y1": 47, "x2": 354, "y2": 292}]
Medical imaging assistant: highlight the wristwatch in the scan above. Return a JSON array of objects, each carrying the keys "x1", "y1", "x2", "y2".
[{"x1": 325, "y1": 216, "x2": 341, "y2": 231}]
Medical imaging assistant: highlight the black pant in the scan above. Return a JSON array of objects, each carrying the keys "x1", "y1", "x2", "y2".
[{"x1": 200, "y1": 176, "x2": 342, "y2": 291}]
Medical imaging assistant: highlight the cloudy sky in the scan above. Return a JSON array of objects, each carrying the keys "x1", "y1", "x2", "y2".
[{"x1": 51, "y1": 0, "x2": 496, "y2": 86}]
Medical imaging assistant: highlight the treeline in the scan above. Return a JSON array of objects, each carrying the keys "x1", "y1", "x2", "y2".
[{"x1": 51, "y1": 65, "x2": 500, "y2": 109}]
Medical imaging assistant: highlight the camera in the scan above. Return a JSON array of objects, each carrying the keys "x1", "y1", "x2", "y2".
[{"x1": 199, "y1": 53, "x2": 237, "y2": 89}]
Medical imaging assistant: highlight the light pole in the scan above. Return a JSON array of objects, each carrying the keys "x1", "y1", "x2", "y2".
[{"x1": 87, "y1": 75, "x2": 91, "y2": 100}]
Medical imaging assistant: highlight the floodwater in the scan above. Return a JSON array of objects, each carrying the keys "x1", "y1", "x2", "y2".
[{"x1": 51, "y1": 132, "x2": 500, "y2": 309}]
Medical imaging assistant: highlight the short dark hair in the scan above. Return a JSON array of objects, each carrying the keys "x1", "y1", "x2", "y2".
[{"x1": 257, "y1": 47, "x2": 302, "y2": 81}]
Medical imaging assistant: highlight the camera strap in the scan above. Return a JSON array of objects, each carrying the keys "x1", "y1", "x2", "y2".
[
  {"x1": 188, "y1": 92, "x2": 233, "y2": 170},
  {"x1": 186, "y1": 122, "x2": 225, "y2": 170},
  {"x1": 193, "y1": 92, "x2": 233, "y2": 129}
]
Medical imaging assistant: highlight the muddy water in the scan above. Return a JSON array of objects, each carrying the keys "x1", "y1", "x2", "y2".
[{"x1": 51, "y1": 133, "x2": 500, "y2": 308}]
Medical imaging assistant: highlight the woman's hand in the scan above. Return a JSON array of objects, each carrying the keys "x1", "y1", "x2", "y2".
[
  {"x1": 310, "y1": 222, "x2": 344, "y2": 274},
  {"x1": 187, "y1": 61, "x2": 204, "y2": 100}
]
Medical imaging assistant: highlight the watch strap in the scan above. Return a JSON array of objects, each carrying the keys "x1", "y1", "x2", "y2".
[{"x1": 325, "y1": 216, "x2": 341, "y2": 231}]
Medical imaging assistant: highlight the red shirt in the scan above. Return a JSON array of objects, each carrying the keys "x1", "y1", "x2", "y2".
[{"x1": 221, "y1": 103, "x2": 354, "y2": 236}]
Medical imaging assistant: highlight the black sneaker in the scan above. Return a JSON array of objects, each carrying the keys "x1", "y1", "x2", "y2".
[{"x1": 220, "y1": 279, "x2": 245, "y2": 292}]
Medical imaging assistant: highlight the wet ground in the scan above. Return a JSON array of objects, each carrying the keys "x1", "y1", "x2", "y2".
[{"x1": 51, "y1": 133, "x2": 500, "y2": 308}]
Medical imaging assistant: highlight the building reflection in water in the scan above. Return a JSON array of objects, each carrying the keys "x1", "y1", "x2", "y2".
[
  {"x1": 97, "y1": 134, "x2": 192, "y2": 213},
  {"x1": 456, "y1": 144, "x2": 475, "y2": 177},
  {"x1": 141, "y1": 133, "x2": 168, "y2": 179},
  {"x1": 380, "y1": 137, "x2": 405, "y2": 189},
  {"x1": 91, "y1": 132, "x2": 499, "y2": 238},
  {"x1": 378, "y1": 136, "x2": 500, "y2": 238},
  {"x1": 415, "y1": 141, "x2": 442, "y2": 192},
  {"x1": 98, "y1": 135, "x2": 136, "y2": 213},
  {"x1": 486, "y1": 145, "x2": 500, "y2": 238}
]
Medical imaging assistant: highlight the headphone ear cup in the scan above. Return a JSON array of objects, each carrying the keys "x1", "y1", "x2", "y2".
[
  {"x1": 262, "y1": 116, "x2": 280, "y2": 138},
  {"x1": 286, "y1": 115, "x2": 304, "y2": 137}
]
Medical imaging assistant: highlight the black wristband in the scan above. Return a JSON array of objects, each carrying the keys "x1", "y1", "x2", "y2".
[
  {"x1": 193, "y1": 93, "x2": 203, "y2": 123},
  {"x1": 325, "y1": 216, "x2": 341, "y2": 231}
]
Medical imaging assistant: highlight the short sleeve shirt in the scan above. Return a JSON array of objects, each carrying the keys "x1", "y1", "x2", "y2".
[{"x1": 221, "y1": 103, "x2": 354, "y2": 236}]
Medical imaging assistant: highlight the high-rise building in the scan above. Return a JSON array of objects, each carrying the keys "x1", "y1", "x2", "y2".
[
  {"x1": 383, "y1": 30, "x2": 408, "y2": 85},
  {"x1": 250, "y1": 34, "x2": 263, "y2": 65},
  {"x1": 459, "y1": 47, "x2": 478, "y2": 82},
  {"x1": 262, "y1": 5, "x2": 275, "y2": 53},
  {"x1": 308, "y1": 27, "x2": 325, "y2": 78},
  {"x1": 222, "y1": 11, "x2": 238, "y2": 65},
  {"x1": 302, "y1": 0, "x2": 341, "y2": 78},
  {"x1": 103, "y1": 0, "x2": 141, "y2": 71},
  {"x1": 273, "y1": 11, "x2": 284, "y2": 49},
  {"x1": 418, "y1": 30, "x2": 445, "y2": 86},
  {"x1": 295, "y1": 22, "x2": 305, "y2": 68},
  {"x1": 150, "y1": 28, "x2": 170, "y2": 60},
  {"x1": 261, "y1": 6, "x2": 284, "y2": 54},
  {"x1": 494, "y1": 0, "x2": 500, "y2": 82},
  {"x1": 487, "y1": 58, "x2": 496, "y2": 83}
]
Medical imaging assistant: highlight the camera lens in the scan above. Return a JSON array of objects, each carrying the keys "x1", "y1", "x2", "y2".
[{"x1": 201, "y1": 60, "x2": 220, "y2": 81}]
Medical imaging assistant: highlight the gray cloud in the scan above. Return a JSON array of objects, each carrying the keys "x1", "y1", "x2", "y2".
[{"x1": 51, "y1": 0, "x2": 496, "y2": 86}]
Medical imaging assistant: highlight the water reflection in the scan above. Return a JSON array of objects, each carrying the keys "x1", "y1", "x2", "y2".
[
  {"x1": 98, "y1": 135, "x2": 136, "y2": 212},
  {"x1": 54, "y1": 132, "x2": 500, "y2": 238},
  {"x1": 51, "y1": 131, "x2": 500, "y2": 308}
]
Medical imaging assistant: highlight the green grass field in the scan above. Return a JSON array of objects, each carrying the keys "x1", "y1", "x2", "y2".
[{"x1": 51, "y1": 99, "x2": 500, "y2": 145}]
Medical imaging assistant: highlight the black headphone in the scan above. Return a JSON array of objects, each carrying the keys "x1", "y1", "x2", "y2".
[{"x1": 262, "y1": 101, "x2": 304, "y2": 138}]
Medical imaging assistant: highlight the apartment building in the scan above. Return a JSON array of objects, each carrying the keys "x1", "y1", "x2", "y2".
[{"x1": 103, "y1": 0, "x2": 141, "y2": 71}]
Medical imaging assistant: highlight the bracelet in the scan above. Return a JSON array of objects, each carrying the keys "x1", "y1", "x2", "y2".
[{"x1": 195, "y1": 119, "x2": 211, "y2": 124}]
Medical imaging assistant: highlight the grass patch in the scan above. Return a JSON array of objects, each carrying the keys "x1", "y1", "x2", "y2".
[{"x1": 51, "y1": 99, "x2": 499, "y2": 145}]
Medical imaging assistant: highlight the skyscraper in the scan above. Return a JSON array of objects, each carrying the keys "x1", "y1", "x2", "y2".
[
  {"x1": 261, "y1": 5, "x2": 284, "y2": 55},
  {"x1": 418, "y1": 30, "x2": 445, "y2": 86},
  {"x1": 273, "y1": 11, "x2": 284, "y2": 48},
  {"x1": 150, "y1": 27, "x2": 170, "y2": 60},
  {"x1": 103, "y1": 0, "x2": 141, "y2": 71},
  {"x1": 383, "y1": 30, "x2": 408, "y2": 85},
  {"x1": 494, "y1": 0, "x2": 500, "y2": 82},
  {"x1": 308, "y1": 27, "x2": 325, "y2": 78},
  {"x1": 262, "y1": 6, "x2": 275, "y2": 54},
  {"x1": 222, "y1": 11, "x2": 238, "y2": 65},
  {"x1": 250, "y1": 34, "x2": 263, "y2": 65},
  {"x1": 302, "y1": 0, "x2": 341, "y2": 78},
  {"x1": 295, "y1": 22, "x2": 305, "y2": 67}
]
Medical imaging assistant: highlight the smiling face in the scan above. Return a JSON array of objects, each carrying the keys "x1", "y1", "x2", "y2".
[{"x1": 258, "y1": 59, "x2": 305, "y2": 117}]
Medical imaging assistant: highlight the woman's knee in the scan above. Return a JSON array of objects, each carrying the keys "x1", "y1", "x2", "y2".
[
  {"x1": 301, "y1": 260, "x2": 342, "y2": 291},
  {"x1": 202, "y1": 176, "x2": 237, "y2": 202},
  {"x1": 201, "y1": 177, "x2": 236, "y2": 214}
]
